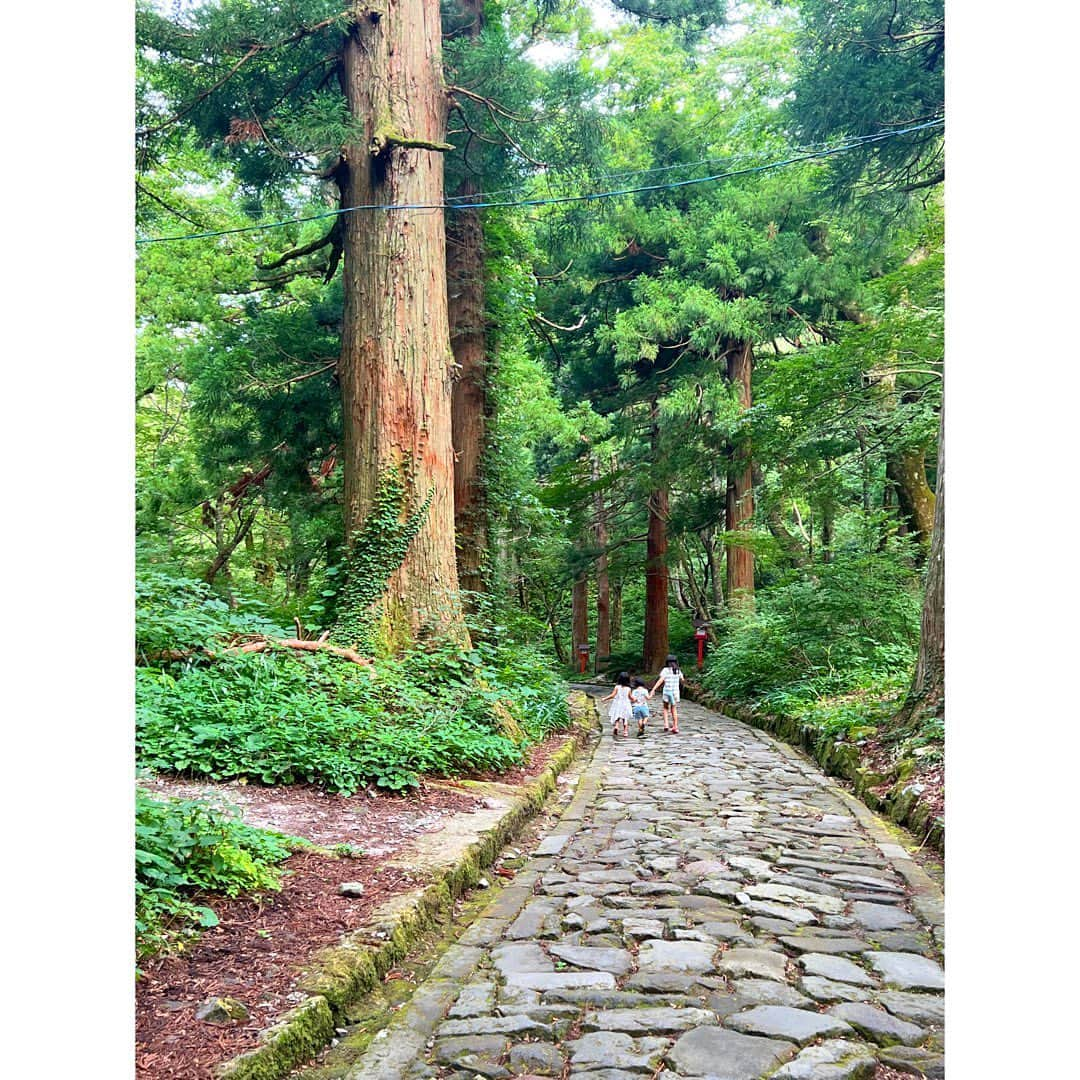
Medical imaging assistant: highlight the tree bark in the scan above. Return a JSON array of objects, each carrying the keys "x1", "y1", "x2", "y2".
[
  {"x1": 886, "y1": 446, "x2": 936, "y2": 555},
  {"x1": 571, "y1": 563, "x2": 589, "y2": 666},
  {"x1": 725, "y1": 341, "x2": 755, "y2": 606},
  {"x1": 643, "y1": 399, "x2": 670, "y2": 672},
  {"x1": 610, "y1": 580, "x2": 623, "y2": 649},
  {"x1": 898, "y1": 405, "x2": 944, "y2": 722},
  {"x1": 448, "y1": 176, "x2": 487, "y2": 599},
  {"x1": 447, "y1": 4, "x2": 488, "y2": 602},
  {"x1": 593, "y1": 457, "x2": 611, "y2": 670},
  {"x1": 337, "y1": 0, "x2": 465, "y2": 646}
]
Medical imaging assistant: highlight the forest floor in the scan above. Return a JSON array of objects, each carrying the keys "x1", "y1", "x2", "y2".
[
  {"x1": 311, "y1": 695, "x2": 944, "y2": 1080},
  {"x1": 134, "y1": 729, "x2": 575, "y2": 1080}
]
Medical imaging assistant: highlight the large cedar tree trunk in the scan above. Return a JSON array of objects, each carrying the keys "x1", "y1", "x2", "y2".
[
  {"x1": 593, "y1": 458, "x2": 611, "y2": 671},
  {"x1": 725, "y1": 341, "x2": 755, "y2": 605},
  {"x1": 571, "y1": 566, "x2": 589, "y2": 670},
  {"x1": 643, "y1": 400, "x2": 670, "y2": 673},
  {"x1": 337, "y1": 0, "x2": 465, "y2": 645},
  {"x1": 447, "y1": 0, "x2": 488, "y2": 600},
  {"x1": 898, "y1": 406, "x2": 944, "y2": 722}
]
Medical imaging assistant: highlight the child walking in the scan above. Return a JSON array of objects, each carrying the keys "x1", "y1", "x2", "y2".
[
  {"x1": 630, "y1": 678, "x2": 651, "y2": 737},
  {"x1": 651, "y1": 654, "x2": 684, "y2": 734},
  {"x1": 601, "y1": 672, "x2": 633, "y2": 737}
]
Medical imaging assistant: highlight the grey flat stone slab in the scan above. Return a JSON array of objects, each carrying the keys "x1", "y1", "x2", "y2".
[
  {"x1": 867, "y1": 930, "x2": 932, "y2": 953},
  {"x1": 726, "y1": 1005, "x2": 855, "y2": 1045},
  {"x1": 506, "y1": 899, "x2": 562, "y2": 940},
  {"x1": 448, "y1": 981, "x2": 496, "y2": 1017},
  {"x1": 549, "y1": 944, "x2": 634, "y2": 975},
  {"x1": 850, "y1": 902, "x2": 917, "y2": 931},
  {"x1": 581, "y1": 868, "x2": 641, "y2": 883},
  {"x1": 800, "y1": 976, "x2": 873, "y2": 1004},
  {"x1": 505, "y1": 970, "x2": 617, "y2": 992},
  {"x1": 694, "y1": 921, "x2": 755, "y2": 945},
  {"x1": 780, "y1": 936, "x2": 869, "y2": 955},
  {"x1": 509, "y1": 1040, "x2": 564, "y2": 1075},
  {"x1": 877, "y1": 990, "x2": 945, "y2": 1026},
  {"x1": 692, "y1": 876, "x2": 743, "y2": 899},
  {"x1": 492, "y1": 942, "x2": 553, "y2": 976},
  {"x1": 878, "y1": 1045, "x2": 946, "y2": 1078},
  {"x1": 623, "y1": 972, "x2": 704, "y2": 994},
  {"x1": 437, "y1": 1014, "x2": 551, "y2": 1038},
  {"x1": 566, "y1": 1030, "x2": 669, "y2": 1072},
  {"x1": 667, "y1": 1025, "x2": 797, "y2": 1079},
  {"x1": 433, "y1": 1035, "x2": 509, "y2": 1076},
  {"x1": 685, "y1": 860, "x2": 729, "y2": 877},
  {"x1": 865, "y1": 951, "x2": 945, "y2": 991},
  {"x1": 585, "y1": 1006, "x2": 717, "y2": 1034},
  {"x1": 534, "y1": 833, "x2": 571, "y2": 855},
  {"x1": 737, "y1": 899, "x2": 818, "y2": 925},
  {"x1": 827, "y1": 1003, "x2": 925, "y2": 1046},
  {"x1": 731, "y1": 978, "x2": 812, "y2": 1010},
  {"x1": 637, "y1": 939, "x2": 718, "y2": 974},
  {"x1": 717, "y1": 947, "x2": 788, "y2": 982},
  {"x1": 771, "y1": 1038, "x2": 877, "y2": 1079},
  {"x1": 744, "y1": 883, "x2": 846, "y2": 914},
  {"x1": 798, "y1": 954, "x2": 875, "y2": 986}
]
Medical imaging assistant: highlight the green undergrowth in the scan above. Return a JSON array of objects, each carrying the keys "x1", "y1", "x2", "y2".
[
  {"x1": 136, "y1": 789, "x2": 301, "y2": 962},
  {"x1": 700, "y1": 549, "x2": 940, "y2": 755},
  {"x1": 136, "y1": 569, "x2": 571, "y2": 794}
]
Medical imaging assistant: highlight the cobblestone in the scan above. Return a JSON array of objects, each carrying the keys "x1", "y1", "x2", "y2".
[{"x1": 336, "y1": 698, "x2": 944, "y2": 1079}]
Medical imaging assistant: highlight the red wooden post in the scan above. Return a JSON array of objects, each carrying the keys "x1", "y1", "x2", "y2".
[
  {"x1": 577, "y1": 644, "x2": 589, "y2": 674},
  {"x1": 695, "y1": 628, "x2": 708, "y2": 669}
]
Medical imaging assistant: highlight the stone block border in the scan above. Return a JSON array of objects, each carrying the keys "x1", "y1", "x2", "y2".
[
  {"x1": 683, "y1": 682, "x2": 944, "y2": 856},
  {"x1": 214, "y1": 691, "x2": 601, "y2": 1080}
]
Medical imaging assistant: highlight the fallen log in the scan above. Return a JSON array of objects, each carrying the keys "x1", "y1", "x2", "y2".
[
  {"x1": 138, "y1": 637, "x2": 374, "y2": 669},
  {"x1": 226, "y1": 637, "x2": 373, "y2": 666}
]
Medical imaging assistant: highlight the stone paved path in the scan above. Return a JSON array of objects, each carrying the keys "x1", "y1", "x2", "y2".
[{"x1": 338, "y1": 698, "x2": 944, "y2": 1080}]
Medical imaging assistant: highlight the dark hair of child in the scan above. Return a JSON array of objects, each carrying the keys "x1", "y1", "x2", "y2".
[
  {"x1": 665, "y1": 654, "x2": 680, "y2": 673},
  {"x1": 632, "y1": 678, "x2": 646, "y2": 689},
  {"x1": 616, "y1": 671, "x2": 632, "y2": 687}
]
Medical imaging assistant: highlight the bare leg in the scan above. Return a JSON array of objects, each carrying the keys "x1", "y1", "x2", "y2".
[{"x1": 671, "y1": 702, "x2": 679, "y2": 733}]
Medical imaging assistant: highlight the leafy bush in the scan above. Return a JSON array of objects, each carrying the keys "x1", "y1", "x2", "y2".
[
  {"x1": 702, "y1": 551, "x2": 920, "y2": 707},
  {"x1": 135, "y1": 789, "x2": 297, "y2": 959},
  {"x1": 136, "y1": 564, "x2": 286, "y2": 660},
  {"x1": 136, "y1": 564, "x2": 571, "y2": 793}
]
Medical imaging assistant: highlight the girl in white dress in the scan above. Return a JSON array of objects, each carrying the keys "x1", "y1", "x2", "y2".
[{"x1": 601, "y1": 671, "x2": 633, "y2": 737}]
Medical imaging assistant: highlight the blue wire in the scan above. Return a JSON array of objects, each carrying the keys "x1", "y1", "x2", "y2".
[{"x1": 135, "y1": 119, "x2": 943, "y2": 246}]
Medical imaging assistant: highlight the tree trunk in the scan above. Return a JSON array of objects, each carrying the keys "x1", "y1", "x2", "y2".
[
  {"x1": 725, "y1": 341, "x2": 755, "y2": 605},
  {"x1": 821, "y1": 484, "x2": 835, "y2": 565},
  {"x1": 337, "y1": 0, "x2": 465, "y2": 648},
  {"x1": 643, "y1": 399, "x2": 670, "y2": 673},
  {"x1": 887, "y1": 446, "x2": 935, "y2": 556},
  {"x1": 448, "y1": 177, "x2": 487, "y2": 599},
  {"x1": 593, "y1": 458, "x2": 611, "y2": 671},
  {"x1": 571, "y1": 566, "x2": 589, "y2": 668},
  {"x1": 610, "y1": 580, "x2": 623, "y2": 649},
  {"x1": 703, "y1": 532, "x2": 723, "y2": 615},
  {"x1": 898, "y1": 406, "x2": 944, "y2": 723}
]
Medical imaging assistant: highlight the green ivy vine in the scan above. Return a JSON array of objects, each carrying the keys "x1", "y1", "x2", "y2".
[{"x1": 332, "y1": 469, "x2": 432, "y2": 651}]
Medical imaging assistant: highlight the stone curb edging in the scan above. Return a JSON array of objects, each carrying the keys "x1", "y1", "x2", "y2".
[
  {"x1": 338, "y1": 725, "x2": 614, "y2": 1079},
  {"x1": 683, "y1": 682, "x2": 944, "y2": 855},
  {"x1": 215, "y1": 692, "x2": 601, "y2": 1080}
]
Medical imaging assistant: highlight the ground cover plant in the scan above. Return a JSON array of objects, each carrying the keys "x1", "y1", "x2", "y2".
[
  {"x1": 135, "y1": 789, "x2": 299, "y2": 960},
  {"x1": 136, "y1": 568, "x2": 571, "y2": 794}
]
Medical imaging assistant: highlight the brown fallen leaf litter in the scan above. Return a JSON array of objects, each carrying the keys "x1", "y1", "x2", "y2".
[{"x1": 135, "y1": 730, "x2": 574, "y2": 1080}]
